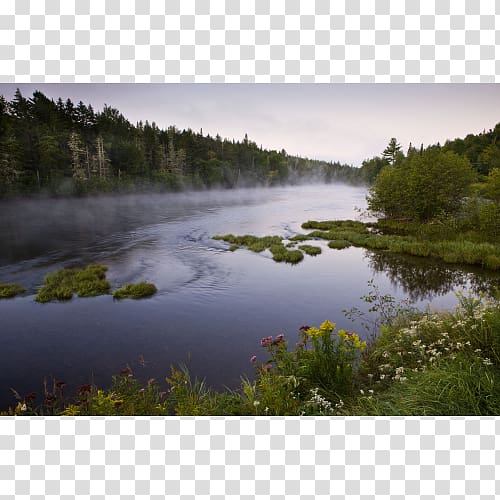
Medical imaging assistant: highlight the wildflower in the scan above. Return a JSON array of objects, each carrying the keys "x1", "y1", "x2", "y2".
[
  {"x1": 21, "y1": 403, "x2": 27, "y2": 412},
  {"x1": 399, "y1": 377, "x2": 407, "y2": 382},
  {"x1": 319, "y1": 320, "x2": 335, "y2": 333},
  {"x1": 263, "y1": 364, "x2": 273, "y2": 371},
  {"x1": 305, "y1": 327, "x2": 320, "y2": 337},
  {"x1": 250, "y1": 355, "x2": 257, "y2": 363},
  {"x1": 296, "y1": 342, "x2": 305, "y2": 349},
  {"x1": 360, "y1": 389, "x2": 365, "y2": 395},
  {"x1": 368, "y1": 389, "x2": 374, "y2": 394},
  {"x1": 299, "y1": 325, "x2": 311, "y2": 331},
  {"x1": 380, "y1": 374, "x2": 386, "y2": 380},
  {"x1": 367, "y1": 373, "x2": 373, "y2": 379},
  {"x1": 253, "y1": 400, "x2": 260, "y2": 407},
  {"x1": 264, "y1": 407, "x2": 269, "y2": 414},
  {"x1": 260, "y1": 336, "x2": 272, "y2": 347},
  {"x1": 276, "y1": 334, "x2": 284, "y2": 341},
  {"x1": 482, "y1": 358, "x2": 493, "y2": 366}
]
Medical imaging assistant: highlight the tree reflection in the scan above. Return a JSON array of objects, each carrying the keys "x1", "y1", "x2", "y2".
[{"x1": 365, "y1": 250, "x2": 500, "y2": 301}]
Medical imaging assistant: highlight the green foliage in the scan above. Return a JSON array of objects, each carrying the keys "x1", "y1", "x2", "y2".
[
  {"x1": 288, "y1": 234, "x2": 310, "y2": 242},
  {"x1": 214, "y1": 234, "x2": 304, "y2": 264},
  {"x1": 35, "y1": 264, "x2": 110, "y2": 303},
  {"x1": 368, "y1": 149, "x2": 476, "y2": 222},
  {"x1": 269, "y1": 244, "x2": 304, "y2": 264},
  {"x1": 0, "y1": 282, "x2": 25, "y2": 298},
  {"x1": 305, "y1": 219, "x2": 500, "y2": 270},
  {"x1": 301, "y1": 219, "x2": 369, "y2": 232},
  {"x1": 381, "y1": 137, "x2": 402, "y2": 165},
  {"x1": 349, "y1": 293, "x2": 500, "y2": 415},
  {"x1": 328, "y1": 240, "x2": 352, "y2": 250},
  {"x1": 483, "y1": 168, "x2": 500, "y2": 201},
  {"x1": 112, "y1": 281, "x2": 157, "y2": 299},
  {"x1": 298, "y1": 245, "x2": 322, "y2": 256}
]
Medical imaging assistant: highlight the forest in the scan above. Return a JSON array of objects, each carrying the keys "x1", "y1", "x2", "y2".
[{"x1": 0, "y1": 89, "x2": 361, "y2": 196}]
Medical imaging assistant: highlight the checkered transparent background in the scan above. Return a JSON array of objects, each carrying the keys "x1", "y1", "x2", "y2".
[
  {"x1": 1, "y1": 0, "x2": 500, "y2": 498},
  {"x1": 0, "y1": 0, "x2": 498, "y2": 82},
  {"x1": 1, "y1": 417, "x2": 498, "y2": 498}
]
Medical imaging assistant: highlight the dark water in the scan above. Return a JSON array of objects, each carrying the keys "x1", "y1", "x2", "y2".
[{"x1": 0, "y1": 184, "x2": 498, "y2": 408}]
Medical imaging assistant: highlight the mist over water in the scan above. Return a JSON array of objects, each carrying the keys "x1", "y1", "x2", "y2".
[{"x1": 0, "y1": 183, "x2": 497, "y2": 408}]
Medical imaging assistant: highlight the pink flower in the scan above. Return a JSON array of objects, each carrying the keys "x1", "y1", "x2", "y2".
[
  {"x1": 260, "y1": 336, "x2": 273, "y2": 347},
  {"x1": 263, "y1": 364, "x2": 273, "y2": 371},
  {"x1": 250, "y1": 355, "x2": 257, "y2": 363},
  {"x1": 296, "y1": 342, "x2": 305, "y2": 348},
  {"x1": 276, "y1": 334, "x2": 284, "y2": 341}
]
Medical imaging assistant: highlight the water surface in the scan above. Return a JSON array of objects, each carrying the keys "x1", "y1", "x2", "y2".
[{"x1": 0, "y1": 184, "x2": 497, "y2": 408}]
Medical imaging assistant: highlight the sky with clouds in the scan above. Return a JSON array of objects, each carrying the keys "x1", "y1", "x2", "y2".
[{"x1": 1, "y1": 83, "x2": 499, "y2": 166}]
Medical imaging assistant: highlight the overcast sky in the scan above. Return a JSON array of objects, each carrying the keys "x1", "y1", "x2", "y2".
[{"x1": 1, "y1": 84, "x2": 499, "y2": 166}]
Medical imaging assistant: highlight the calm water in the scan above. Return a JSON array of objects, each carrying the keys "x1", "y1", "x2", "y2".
[{"x1": 0, "y1": 183, "x2": 498, "y2": 408}]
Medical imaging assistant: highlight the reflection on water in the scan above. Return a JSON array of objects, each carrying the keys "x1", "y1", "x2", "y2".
[{"x1": 366, "y1": 250, "x2": 500, "y2": 302}]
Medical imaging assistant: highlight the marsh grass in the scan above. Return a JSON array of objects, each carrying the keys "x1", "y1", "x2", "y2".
[
  {"x1": 303, "y1": 220, "x2": 500, "y2": 270},
  {"x1": 269, "y1": 244, "x2": 304, "y2": 264},
  {"x1": 0, "y1": 282, "x2": 25, "y2": 298},
  {"x1": 113, "y1": 282, "x2": 157, "y2": 299},
  {"x1": 35, "y1": 264, "x2": 110, "y2": 303},
  {"x1": 328, "y1": 240, "x2": 352, "y2": 250},
  {"x1": 214, "y1": 234, "x2": 304, "y2": 264},
  {"x1": 298, "y1": 244, "x2": 322, "y2": 256},
  {"x1": 213, "y1": 234, "x2": 283, "y2": 253}
]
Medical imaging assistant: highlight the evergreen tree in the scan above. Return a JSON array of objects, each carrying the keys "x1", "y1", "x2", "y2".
[{"x1": 382, "y1": 138, "x2": 402, "y2": 165}]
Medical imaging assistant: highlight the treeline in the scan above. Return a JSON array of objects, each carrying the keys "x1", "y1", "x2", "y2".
[
  {"x1": 0, "y1": 89, "x2": 361, "y2": 197},
  {"x1": 358, "y1": 124, "x2": 500, "y2": 185}
]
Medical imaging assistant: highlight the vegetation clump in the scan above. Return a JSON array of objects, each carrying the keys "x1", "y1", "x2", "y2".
[
  {"x1": 328, "y1": 240, "x2": 352, "y2": 250},
  {"x1": 0, "y1": 282, "x2": 25, "y2": 298},
  {"x1": 298, "y1": 245, "x2": 322, "y2": 256},
  {"x1": 288, "y1": 234, "x2": 311, "y2": 242},
  {"x1": 113, "y1": 282, "x2": 157, "y2": 299},
  {"x1": 213, "y1": 234, "x2": 283, "y2": 253},
  {"x1": 35, "y1": 265, "x2": 110, "y2": 303},
  {"x1": 269, "y1": 244, "x2": 304, "y2": 264}
]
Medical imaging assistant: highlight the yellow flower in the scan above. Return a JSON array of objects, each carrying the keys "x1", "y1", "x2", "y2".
[
  {"x1": 305, "y1": 327, "x2": 320, "y2": 337},
  {"x1": 319, "y1": 320, "x2": 335, "y2": 333}
]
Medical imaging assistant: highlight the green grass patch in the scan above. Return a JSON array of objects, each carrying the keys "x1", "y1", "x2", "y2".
[
  {"x1": 269, "y1": 244, "x2": 304, "y2": 264},
  {"x1": 328, "y1": 240, "x2": 352, "y2": 250},
  {"x1": 113, "y1": 282, "x2": 158, "y2": 299},
  {"x1": 213, "y1": 234, "x2": 283, "y2": 253},
  {"x1": 302, "y1": 219, "x2": 500, "y2": 270},
  {"x1": 289, "y1": 234, "x2": 311, "y2": 242},
  {"x1": 298, "y1": 244, "x2": 322, "y2": 256},
  {"x1": 0, "y1": 282, "x2": 25, "y2": 298},
  {"x1": 36, "y1": 264, "x2": 110, "y2": 303}
]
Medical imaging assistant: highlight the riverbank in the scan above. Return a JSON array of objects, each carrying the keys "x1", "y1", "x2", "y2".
[{"x1": 3, "y1": 289, "x2": 499, "y2": 416}]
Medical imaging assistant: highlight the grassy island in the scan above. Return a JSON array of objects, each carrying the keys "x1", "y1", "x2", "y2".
[
  {"x1": 35, "y1": 265, "x2": 110, "y2": 303},
  {"x1": 113, "y1": 282, "x2": 158, "y2": 299},
  {"x1": 0, "y1": 283, "x2": 25, "y2": 298}
]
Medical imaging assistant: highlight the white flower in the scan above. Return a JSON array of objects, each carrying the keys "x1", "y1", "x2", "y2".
[{"x1": 253, "y1": 400, "x2": 260, "y2": 407}]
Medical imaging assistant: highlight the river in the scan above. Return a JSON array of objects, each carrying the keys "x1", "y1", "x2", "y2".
[{"x1": 0, "y1": 183, "x2": 498, "y2": 408}]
